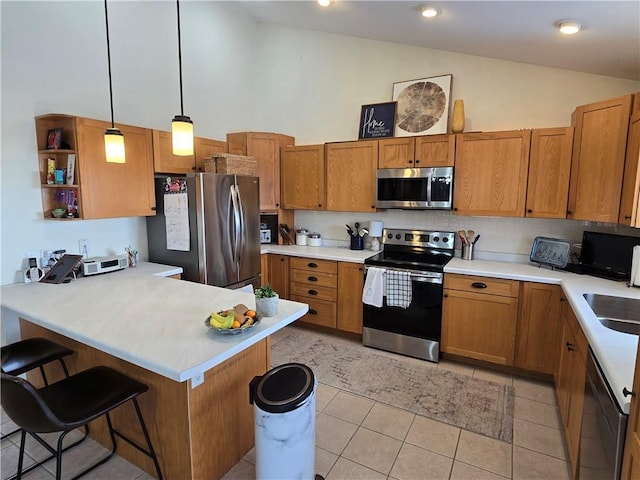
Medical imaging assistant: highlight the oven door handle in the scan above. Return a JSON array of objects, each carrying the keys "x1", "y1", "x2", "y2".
[{"x1": 364, "y1": 266, "x2": 442, "y2": 284}]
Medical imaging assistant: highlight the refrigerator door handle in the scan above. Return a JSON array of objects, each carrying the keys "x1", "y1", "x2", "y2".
[
  {"x1": 235, "y1": 183, "x2": 246, "y2": 268},
  {"x1": 230, "y1": 184, "x2": 241, "y2": 268}
]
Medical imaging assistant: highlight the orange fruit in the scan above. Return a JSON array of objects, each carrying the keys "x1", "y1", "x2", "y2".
[
  {"x1": 232, "y1": 320, "x2": 241, "y2": 329},
  {"x1": 246, "y1": 310, "x2": 257, "y2": 318}
]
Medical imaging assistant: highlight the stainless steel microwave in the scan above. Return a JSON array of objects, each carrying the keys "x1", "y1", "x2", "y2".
[{"x1": 376, "y1": 167, "x2": 453, "y2": 210}]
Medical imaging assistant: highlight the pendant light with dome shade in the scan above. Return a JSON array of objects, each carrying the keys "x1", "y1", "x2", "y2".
[
  {"x1": 103, "y1": 0, "x2": 125, "y2": 164},
  {"x1": 172, "y1": 0, "x2": 194, "y2": 156}
]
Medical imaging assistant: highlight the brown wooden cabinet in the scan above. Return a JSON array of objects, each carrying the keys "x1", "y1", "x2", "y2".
[
  {"x1": 622, "y1": 332, "x2": 640, "y2": 479},
  {"x1": 226, "y1": 132, "x2": 295, "y2": 210},
  {"x1": 442, "y1": 274, "x2": 519, "y2": 365},
  {"x1": 337, "y1": 262, "x2": 364, "y2": 334},
  {"x1": 73, "y1": 116, "x2": 155, "y2": 219},
  {"x1": 265, "y1": 254, "x2": 289, "y2": 300},
  {"x1": 326, "y1": 140, "x2": 378, "y2": 212},
  {"x1": 289, "y1": 257, "x2": 337, "y2": 329},
  {"x1": 453, "y1": 130, "x2": 531, "y2": 217},
  {"x1": 619, "y1": 92, "x2": 640, "y2": 227},
  {"x1": 525, "y1": 127, "x2": 574, "y2": 219},
  {"x1": 515, "y1": 282, "x2": 562, "y2": 374},
  {"x1": 194, "y1": 137, "x2": 227, "y2": 173},
  {"x1": 568, "y1": 94, "x2": 632, "y2": 222},
  {"x1": 555, "y1": 301, "x2": 587, "y2": 477},
  {"x1": 152, "y1": 129, "x2": 195, "y2": 174},
  {"x1": 280, "y1": 144, "x2": 325, "y2": 210},
  {"x1": 378, "y1": 135, "x2": 455, "y2": 168}
]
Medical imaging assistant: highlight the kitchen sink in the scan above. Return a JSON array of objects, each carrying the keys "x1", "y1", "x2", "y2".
[{"x1": 583, "y1": 293, "x2": 640, "y2": 335}]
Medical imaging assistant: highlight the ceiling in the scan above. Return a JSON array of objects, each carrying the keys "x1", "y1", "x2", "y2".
[{"x1": 232, "y1": 1, "x2": 640, "y2": 81}]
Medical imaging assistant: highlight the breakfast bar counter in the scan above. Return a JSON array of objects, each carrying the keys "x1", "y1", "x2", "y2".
[{"x1": 0, "y1": 263, "x2": 309, "y2": 479}]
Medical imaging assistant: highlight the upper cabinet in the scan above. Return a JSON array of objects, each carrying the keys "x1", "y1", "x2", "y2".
[
  {"x1": 152, "y1": 131, "x2": 227, "y2": 174},
  {"x1": 326, "y1": 140, "x2": 378, "y2": 212},
  {"x1": 75, "y1": 117, "x2": 155, "y2": 219},
  {"x1": 281, "y1": 144, "x2": 325, "y2": 210},
  {"x1": 378, "y1": 134, "x2": 455, "y2": 168},
  {"x1": 525, "y1": 127, "x2": 574, "y2": 219},
  {"x1": 152, "y1": 129, "x2": 195, "y2": 174},
  {"x1": 619, "y1": 93, "x2": 640, "y2": 227},
  {"x1": 567, "y1": 94, "x2": 632, "y2": 222},
  {"x1": 453, "y1": 130, "x2": 531, "y2": 217},
  {"x1": 35, "y1": 114, "x2": 156, "y2": 220},
  {"x1": 226, "y1": 132, "x2": 295, "y2": 210},
  {"x1": 194, "y1": 137, "x2": 226, "y2": 173}
]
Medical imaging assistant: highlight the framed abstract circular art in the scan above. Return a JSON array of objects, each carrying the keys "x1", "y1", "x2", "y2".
[{"x1": 392, "y1": 74, "x2": 452, "y2": 137}]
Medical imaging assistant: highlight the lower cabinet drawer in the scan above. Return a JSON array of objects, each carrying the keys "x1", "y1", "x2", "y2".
[
  {"x1": 290, "y1": 269, "x2": 337, "y2": 288},
  {"x1": 444, "y1": 274, "x2": 519, "y2": 298},
  {"x1": 290, "y1": 295, "x2": 337, "y2": 329},
  {"x1": 290, "y1": 282, "x2": 337, "y2": 302}
]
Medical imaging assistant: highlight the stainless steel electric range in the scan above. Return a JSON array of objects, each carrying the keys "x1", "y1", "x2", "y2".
[{"x1": 362, "y1": 228, "x2": 455, "y2": 362}]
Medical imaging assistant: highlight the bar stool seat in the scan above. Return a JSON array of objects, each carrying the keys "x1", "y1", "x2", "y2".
[
  {"x1": 1, "y1": 337, "x2": 74, "y2": 380},
  {"x1": 2, "y1": 366, "x2": 163, "y2": 480}
]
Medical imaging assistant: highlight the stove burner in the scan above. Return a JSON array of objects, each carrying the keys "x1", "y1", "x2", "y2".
[{"x1": 364, "y1": 228, "x2": 455, "y2": 273}]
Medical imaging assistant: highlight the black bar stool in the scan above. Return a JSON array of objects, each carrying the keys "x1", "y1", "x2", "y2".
[
  {"x1": 1, "y1": 366, "x2": 163, "y2": 480},
  {"x1": 1, "y1": 337, "x2": 75, "y2": 440}
]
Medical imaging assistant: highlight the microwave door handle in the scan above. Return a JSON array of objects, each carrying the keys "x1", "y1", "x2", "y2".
[{"x1": 426, "y1": 169, "x2": 433, "y2": 207}]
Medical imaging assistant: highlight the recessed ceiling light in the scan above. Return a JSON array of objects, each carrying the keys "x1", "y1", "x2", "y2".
[
  {"x1": 420, "y1": 6, "x2": 441, "y2": 18},
  {"x1": 556, "y1": 21, "x2": 581, "y2": 35},
  {"x1": 317, "y1": 0, "x2": 332, "y2": 7}
]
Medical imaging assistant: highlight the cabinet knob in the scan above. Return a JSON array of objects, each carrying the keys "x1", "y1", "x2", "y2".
[
  {"x1": 192, "y1": 166, "x2": 197, "y2": 170},
  {"x1": 471, "y1": 282, "x2": 487, "y2": 289},
  {"x1": 275, "y1": 203, "x2": 279, "y2": 207},
  {"x1": 560, "y1": 297, "x2": 566, "y2": 302},
  {"x1": 280, "y1": 258, "x2": 285, "y2": 262},
  {"x1": 624, "y1": 215, "x2": 632, "y2": 219},
  {"x1": 443, "y1": 293, "x2": 449, "y2": 298},
  {"x1": 453, "y1": 207, "x2": 458, "y2": 212},
  {"x1": 566, "y1": 342, "x2": 575, "y2": 351},
  {"x1": 309, "y1": 309, "x2": 318, "y2": 315},
  {"x1": 308, "y1": 276, "x2": 318, "y2": 282},
  {"x1": 318, "y1": 204, "x2": 322, "y2": 208},
  {"x1": 623, "y1": 387, "x2": 635, "y2": 397},
  {"x1": 308, "y1": 262, "x2": 318, "y2": 268},
  {"x1": 527, "y1": 209, "x2": 533, "y2": 214},
  {"x1": 308, "y1": 289, "x2": 318, "y2": 296},
  {"x1": 409, "y1": 160, "x2": 414, "y2": 164},
  {"x1": 151, "y1": 206, "x2": 157, "y2": 211},
  {"x1": 567, "y1": 210, "x2": 573, "y2": 215}
]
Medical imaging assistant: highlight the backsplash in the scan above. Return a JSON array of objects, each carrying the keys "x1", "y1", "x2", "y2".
[{"x1": 294, "y1": 210, "x2": 640, "y2": 263}]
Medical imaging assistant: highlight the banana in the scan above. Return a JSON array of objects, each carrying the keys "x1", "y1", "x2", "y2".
[{"x1": 210, "y1": 311, "x2": 234, "y2": 329}]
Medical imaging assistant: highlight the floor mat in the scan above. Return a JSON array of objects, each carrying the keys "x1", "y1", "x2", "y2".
[{"x1": 271, "y1": 326, "x2": 514, "y2": 443}]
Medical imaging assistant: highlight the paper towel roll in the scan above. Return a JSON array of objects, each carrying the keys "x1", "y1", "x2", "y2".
[{"x1": 631, "y1": 245, "x2": 640, "y2": 287}]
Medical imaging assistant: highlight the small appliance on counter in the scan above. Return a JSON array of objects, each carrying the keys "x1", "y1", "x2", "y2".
[
  {"x1": 81, "y1": 254, "x2": 128, "y2": 276},
  {"x1": 260, "y1": 223, "x2": 271, "y2": 244}
]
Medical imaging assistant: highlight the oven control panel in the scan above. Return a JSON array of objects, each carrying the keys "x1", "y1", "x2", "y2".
[{"x1": 382, "y1": 228, "x2": 455, "y2": 250}]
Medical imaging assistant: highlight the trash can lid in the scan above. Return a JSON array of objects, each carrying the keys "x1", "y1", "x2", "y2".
[{"x1": 255, "y1": 363, "x2": 315, "y2": 414}]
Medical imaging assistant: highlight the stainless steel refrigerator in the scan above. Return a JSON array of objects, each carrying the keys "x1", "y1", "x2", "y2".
[{"x1": 147, "y1": 173, "x2": 261, "y2": 289}]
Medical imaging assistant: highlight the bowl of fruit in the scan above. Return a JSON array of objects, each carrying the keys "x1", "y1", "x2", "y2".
[{"x1": 205, "y1": 303, "x2": 260, "y2": 335}]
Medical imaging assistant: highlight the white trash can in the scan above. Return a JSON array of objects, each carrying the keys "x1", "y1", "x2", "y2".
[{"x1": 250, "y1": 363, "x2": 318, "y2": 480}]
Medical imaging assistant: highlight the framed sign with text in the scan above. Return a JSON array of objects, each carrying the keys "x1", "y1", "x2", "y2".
[{"x1": 358, "y1": 102, "x2": 396, "y2": 139}]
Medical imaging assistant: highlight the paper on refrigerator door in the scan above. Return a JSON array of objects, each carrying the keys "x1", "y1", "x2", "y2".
[
  {"x1": 164, "y1": 193, "x2": 190, "y2": 251},
  {"x1": 631, "y1": 245, "x2": 640, "y2": 287}
]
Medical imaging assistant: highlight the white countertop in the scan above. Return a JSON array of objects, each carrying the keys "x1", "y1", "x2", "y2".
[
  {"x1": 446, "y1": 258, "x2": 640, "y2": 414},
  {"x1": 261, "y1": 244, "x2": 376, "y2": 263},
  {"x1": 0, "y1": 262, "x2": 308, "y2": 383}
]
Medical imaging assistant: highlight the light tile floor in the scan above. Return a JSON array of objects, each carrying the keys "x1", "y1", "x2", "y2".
[{"x1": 1, "y1": 328, "x2": 572, "y2": 480}]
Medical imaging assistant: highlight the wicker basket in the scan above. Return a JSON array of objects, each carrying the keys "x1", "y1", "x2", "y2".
[{"x1": 204, "y1": 154, "x2": 257, "y2": 176}]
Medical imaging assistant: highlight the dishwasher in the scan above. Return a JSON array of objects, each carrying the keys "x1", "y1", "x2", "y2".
[{"x1": 579, "y1": 348, "x2": 628, "y2": 480}]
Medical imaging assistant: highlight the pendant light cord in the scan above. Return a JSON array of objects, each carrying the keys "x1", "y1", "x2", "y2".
[
  {"x1": 176, "y1": 0, "x2": 184, "y2": 116},
  {"x1": 104, "y1": 0, "x2": 115, "y2": 129}
]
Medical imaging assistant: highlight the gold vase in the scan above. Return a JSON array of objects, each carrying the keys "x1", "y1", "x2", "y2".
[{"x1": 451, "y1": 99, "x2": 465, "y2": 133}]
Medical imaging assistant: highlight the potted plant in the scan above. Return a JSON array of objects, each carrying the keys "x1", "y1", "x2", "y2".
[{"x1": 255, "y1": 284, "x2": 279, "y2": 317}]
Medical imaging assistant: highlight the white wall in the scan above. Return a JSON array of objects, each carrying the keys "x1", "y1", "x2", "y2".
[
  {"x1": 2, "y1": 3, "x2": 639, "y2": 284},
  {"x1": 0, "y1": 1, "x2": 258, "y2": 284}
]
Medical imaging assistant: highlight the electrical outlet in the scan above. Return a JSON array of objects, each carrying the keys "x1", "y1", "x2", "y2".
[
  {"x1": 78, "y1": 239, "x2": 89, "y2": 257},
  {"x1": 191, "y1": 373, "x2": 204, "y2": 389}
]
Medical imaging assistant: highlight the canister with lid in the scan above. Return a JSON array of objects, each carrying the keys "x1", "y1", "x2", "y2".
[
  {"x1": 295, "y1": 228, "x2": 309, "y2": 246},
  {"x1": 307, "y1": 233, "x2": 322, "y2": 247}
]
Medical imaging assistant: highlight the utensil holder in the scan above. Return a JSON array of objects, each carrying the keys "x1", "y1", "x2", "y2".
[
  {"x1": 462, "y1": 243, "x2": 474, "y2": 260},
  {"x1": 350, "y1": 236, "x2": 364, "y2": 250}
]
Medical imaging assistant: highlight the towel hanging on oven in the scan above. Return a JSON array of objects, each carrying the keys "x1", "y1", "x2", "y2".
[
  {"x1": 362, "y1": 267, "x2": 385, "y2": 307},
  {"x1": 386, "y1": 270, "x2": 412, "y2": 308}
]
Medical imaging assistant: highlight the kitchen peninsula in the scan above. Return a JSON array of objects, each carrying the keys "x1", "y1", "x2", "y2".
[{"x1": 0, "y1": 262, "x2": 309, "y2": 479}]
